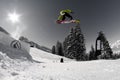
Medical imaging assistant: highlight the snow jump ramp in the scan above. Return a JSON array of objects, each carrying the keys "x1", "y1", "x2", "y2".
[{"x1": 0, "y1": 27, "x2": 32, "y2": 61}]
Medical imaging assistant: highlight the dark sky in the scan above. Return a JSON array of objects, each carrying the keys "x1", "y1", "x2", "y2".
[{"x1": 0, "y1": 0, "x2": 120, "y2": 52}]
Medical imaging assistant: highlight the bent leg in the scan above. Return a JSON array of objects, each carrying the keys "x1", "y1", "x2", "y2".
[
  {"x1": 64, "y1": 12, "x2": 73, "y2": 20},
  {"x1": 62, "y1": 15, "x2": 66, "y2": 20}
]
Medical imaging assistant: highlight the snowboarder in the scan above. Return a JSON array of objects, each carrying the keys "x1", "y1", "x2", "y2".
[
  {"x1": 56, "y1": 9, "x2": 80, "y2": 24},
  {"x1": 58, "y1": 9, "x2": 73, "y2": 21}
]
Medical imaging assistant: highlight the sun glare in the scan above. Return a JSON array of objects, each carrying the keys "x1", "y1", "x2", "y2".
[{"x1": 8, "y1": 11, "x2": 21, "y2": 23}]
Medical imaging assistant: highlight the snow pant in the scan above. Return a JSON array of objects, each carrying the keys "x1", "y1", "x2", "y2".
[{"x1": 62, "y1": 12, "x2": 73, "y2": 20}]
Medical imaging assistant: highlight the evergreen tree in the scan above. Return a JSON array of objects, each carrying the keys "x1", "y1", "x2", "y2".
[
  {"x1": 63, "y1": 25, "x2": 86, "y2": 60},
  {"x1": 89, "y1": 45, "x2": 96, "y2": 60},
  {"x1": 112, "y1": 53, "x2": 120, "y2": 59},
  {"x1": 19, "y1": 36, "x2": 29, "y2": 42},
  {"x1": 52, "y1": 45, "x2": 56, "y2": 54},
  {"x1": 96, "y1": 31, "x2": 113, "y2": 59},
  {"x1": 56, "y1": 41, "x2": 64, "y2": 56}
]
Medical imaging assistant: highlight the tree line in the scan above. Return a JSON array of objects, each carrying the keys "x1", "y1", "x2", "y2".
[{"x1": 52, "y1": 24, "x2": 120, "y2": 61}]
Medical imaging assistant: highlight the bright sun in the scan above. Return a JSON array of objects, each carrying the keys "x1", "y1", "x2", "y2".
[{"x1": 8, "y1": 11, "x2": 21, "y2": 23}]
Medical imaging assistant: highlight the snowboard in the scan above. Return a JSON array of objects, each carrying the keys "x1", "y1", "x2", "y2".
[{"x1": 56, "y1": 20, "x2": 80, "y2": 24}]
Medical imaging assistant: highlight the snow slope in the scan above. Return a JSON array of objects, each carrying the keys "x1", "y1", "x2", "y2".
[
  {"x1": 0, "y1": 48, "x2": 120, "y2": 80},
  {"x1": 15, "y1": 60, "x2": 120, "y2": 80},
  {"x1": 30, "y1": 48, "x2": 72, "y2": 63},
  {"x1": 0, "y1": 31, "x2": 30, "y2": 53},
  {"x1": 0, "y1": 29, "x2": 33, "y2": 61}
]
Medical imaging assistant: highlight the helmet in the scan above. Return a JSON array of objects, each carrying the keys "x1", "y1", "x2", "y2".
[
  {"x1": 60, "y1": 9, "x2": 72, "y2": 15},
  {"x1": 60, "y1": 11, "x2": 65, "y2": 15}
]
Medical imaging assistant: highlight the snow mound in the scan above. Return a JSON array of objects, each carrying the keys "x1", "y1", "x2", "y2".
[
  {"x1": 0, "y1": 52, "x2": 32, "y2": 80},
  {"x1": 0, "y1": 30, "x2": 32, "y2": 61},
  {"x1": 0, "y1": 43, "x2": 32, "y2": 61}
]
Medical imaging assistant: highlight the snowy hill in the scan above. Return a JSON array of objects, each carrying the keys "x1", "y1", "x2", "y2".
[
  {"x1": 19, "y1": 36, "x2": 52, "y2": 53},
  {"x1": 30, "y1": 48, "x2": 71, "y2": 63},
  {"x1": 0, "y1": 27, "x2": 32, "y2": 61},
  {"x1": 0, "y1": 49, "x2": 120, "y2": 80},
  {"x1": 0, "y1": 26, "x2": 119, "y2": 80}
]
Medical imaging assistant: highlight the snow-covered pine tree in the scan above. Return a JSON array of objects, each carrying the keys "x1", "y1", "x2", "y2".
[
  {"x1": 19, "y1": 36, "x2": 29, "y2": 42},
  {"x1": 96, "y1": 31, "x2": 113, "y2": 59},
  {"x1": 52, "y1": 45, "x2": 56, "y2": 54},
  {"x1": 63, "y1": 24, "x2": 86, "y2": 61},
  {"x1": 89, "y1": 45, "x2": 96, "y2": 60},
  {"x1": 56, "y1": 41, "x2": 64, "y2": 56}
]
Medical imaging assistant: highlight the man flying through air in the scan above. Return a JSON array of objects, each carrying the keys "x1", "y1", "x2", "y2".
[{"x1": 56, "y1": 9, "x2": 80, "y2": 24}]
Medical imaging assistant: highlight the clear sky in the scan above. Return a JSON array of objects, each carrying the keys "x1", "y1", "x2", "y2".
[{"x1": 0, "y1": 0, "x2": 120, "y2": 52}]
